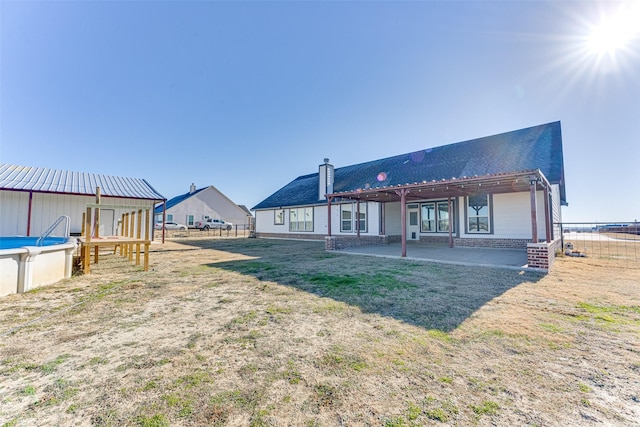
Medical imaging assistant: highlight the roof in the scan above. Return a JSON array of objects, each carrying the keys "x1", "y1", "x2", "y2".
[
  {"x1": 253, "y1": 121, "x2": 566, "y2": 210},
  {"x1": 237, "y1": 205, "x2": 253, "y2": 216},
  {"x1": 0, "y1": 164, "x2": 165, "y2": 201},
  {"x1": 154, "y1": 187, "x2": 208, "y2": 213}
]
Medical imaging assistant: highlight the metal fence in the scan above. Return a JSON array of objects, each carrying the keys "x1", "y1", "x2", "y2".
[
  {"x1": 155, "y1": 224, "x2": 254, "y2": 240},
  {"x1": 557, "y1": 222, "x2": 639, "y2": 269}
]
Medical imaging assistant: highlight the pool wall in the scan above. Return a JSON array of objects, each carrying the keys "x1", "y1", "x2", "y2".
[{"x1": 0, "y1": 240, "x2": 77, "y2": 297}]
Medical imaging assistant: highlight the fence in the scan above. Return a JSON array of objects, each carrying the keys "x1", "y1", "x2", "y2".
[
  {"x1": 557, "y1": 222, "x2": 639, "y2": 269},
  {"x1": 155, "y1": 224, "x2": 254, "y2": 240}
]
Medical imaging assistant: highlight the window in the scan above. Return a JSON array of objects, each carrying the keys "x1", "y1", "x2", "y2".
[
  {"x1": 421, "y1": 203, "x2": 435, "y2": 232},
  {"x1": 437, "y1": 202, "x2": 450, "y2": 232},
  {"x1": 186, "y1": 215, "x2": 195, "y2": 226},
  {"x1": 467, "y1": 195, "x2": 491, "y2": 233},
  {"x1": 289, "y1": 207, "x2": 313, "y2": 232},
  {"x1": 340, "y1": 203, "x2": 367, "y2": 233},
  {"x1": 167, "y1": 214, "x2": 173, "y2": 222},
  {"x1": 420, "y1": 201, "x2": 454, "y2": 233},
  {"x1": 274, "y1": 209, "x2": 285, "y2": 225},
  {"x1": 341, "y1": 205, "x2": 352, "y2": 232},
  {"x1": 409, "y1": 211, "x2": 418, "y2": 226}
]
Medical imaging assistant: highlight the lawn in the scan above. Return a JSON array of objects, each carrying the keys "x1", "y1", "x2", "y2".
[{"x1": 0, "y1": 238, "x2": 638, "y2": 426}]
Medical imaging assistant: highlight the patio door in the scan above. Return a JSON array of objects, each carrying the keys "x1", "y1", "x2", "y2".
[{"x1": 406, "y1": 204, "x2": 420, "y2": 241}]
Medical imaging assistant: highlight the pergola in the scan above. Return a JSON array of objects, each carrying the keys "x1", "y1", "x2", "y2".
[{"x1": 326, "y1": 169, "x2": 554, "y2": 257}]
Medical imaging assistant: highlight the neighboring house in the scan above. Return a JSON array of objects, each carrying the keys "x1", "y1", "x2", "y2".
[
  {"x1": 252, "y1": 122, "x2": 567, "y2": 270},
  {"x1": 0, "y1": 164, "x2": 165, "y2": 237},
  {"x1": 155, "y1": 184, "x2": 253, "y2": 229}
]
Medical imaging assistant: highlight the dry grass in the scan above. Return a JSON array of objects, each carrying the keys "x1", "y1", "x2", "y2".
[{"x1": 1, "y1": 237, "x2": 639, "y2": 426}]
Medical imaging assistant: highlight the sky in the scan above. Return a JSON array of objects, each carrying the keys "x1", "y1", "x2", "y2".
[{"x1": 1, "y1": 0, "x2": 639, "y2": 223}]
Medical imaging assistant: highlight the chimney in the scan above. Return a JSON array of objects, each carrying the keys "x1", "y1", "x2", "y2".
[
  {"x1": 318, "y1": 158, "x2": 334, "y2": 200},
  {"x1": 189, "y1": 183, "x2": 196, "y2": 193}
]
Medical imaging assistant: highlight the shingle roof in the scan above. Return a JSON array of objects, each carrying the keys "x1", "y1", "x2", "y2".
[
  {"x1": 253, "y1": 121, "x2": 565, "y2": 210},
  {"x1": 0, "y1": 164, "x2": 165, "y2": 201},
  {"x1": 153, "y1": 187, "x2": 207, "y2": 214}
]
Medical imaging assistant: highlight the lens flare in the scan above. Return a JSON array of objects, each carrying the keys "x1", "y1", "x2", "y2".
[{"x1": 377, "y1": 172, "x2": 387, "y2": 182}]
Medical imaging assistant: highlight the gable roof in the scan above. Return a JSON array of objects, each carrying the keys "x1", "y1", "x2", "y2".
[
  {"x1": 0, "y1": 163, "x2": 165, "y2": 201},
  {"x1": 154, "y1": 187, "x2": 208, "y2": 213},
  {"x1": 237, "y1": 205, "x2": 253, "y2": 216},
  {"x1": 155, "y1": 185, "x2": 253, "y2": 217},
  {"x1": 253, "y1": 121, "x2": 565, "y2": 210}
]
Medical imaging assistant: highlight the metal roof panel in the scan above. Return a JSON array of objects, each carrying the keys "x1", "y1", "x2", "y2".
[{"x1": 0, "y1": 164, "x2": 165, "y2": 200}]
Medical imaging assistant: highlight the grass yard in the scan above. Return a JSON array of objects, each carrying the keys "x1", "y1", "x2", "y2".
[{"x1": 1, "y1": 238, "x2": 639, "y2": 426}]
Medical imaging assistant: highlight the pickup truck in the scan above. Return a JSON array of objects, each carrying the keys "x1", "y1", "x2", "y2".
[{"x1": 194, "y1": 218, "x2": 233, "y2": 231}]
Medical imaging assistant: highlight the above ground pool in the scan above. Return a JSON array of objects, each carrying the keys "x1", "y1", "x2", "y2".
[
  {"x1": 0, "y1": 236, "x2": 77, "y2": 297},
  {"x1": 0, "y1": 236, "x2": 68, "y2": 250}
]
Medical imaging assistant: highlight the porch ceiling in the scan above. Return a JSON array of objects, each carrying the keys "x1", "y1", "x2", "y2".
[{"x1": 327, "y1": 169, "x2": 551, "y2": 203}]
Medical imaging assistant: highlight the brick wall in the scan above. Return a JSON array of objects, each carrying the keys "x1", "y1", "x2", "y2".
[
  {"x1": 455, "y1": 237, "x2": 531, "y2": 249},
  {"x1": 527, "y1": 239, "x2": 562, "y2": 271},
  {"x1": 255, "y1": 233, "x2": 326, "y2": 241},
  {"x1": 325, "y1": 235, "x2": 389, "y2": 250},
  {"x1": 419, "y1": 235, "x2": 531, "y2": 248}
]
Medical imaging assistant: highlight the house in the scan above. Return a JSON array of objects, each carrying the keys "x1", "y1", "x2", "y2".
[
  {"x1": 252, "y1": 122, "x2": 567, "y2": 270},
  {"x1": 0, "y1": 164, "x2": 165, "y2": 237},
  {"x1": 155, "y1": 184, "x2": 253, "y2": 229}
]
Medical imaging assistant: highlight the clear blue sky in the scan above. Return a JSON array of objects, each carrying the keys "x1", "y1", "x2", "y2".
[{"x1": 2, "y1": 1, "x2": 639, "y2": 222}]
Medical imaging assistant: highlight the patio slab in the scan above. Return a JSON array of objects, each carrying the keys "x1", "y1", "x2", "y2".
[{"x1": 335, "y1": 241, "x2": 529, "y2": 270}]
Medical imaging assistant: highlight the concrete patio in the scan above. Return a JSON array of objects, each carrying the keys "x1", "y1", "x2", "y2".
[{"x1": 335, "y1": 241, "x2": 530, "y2": 270}]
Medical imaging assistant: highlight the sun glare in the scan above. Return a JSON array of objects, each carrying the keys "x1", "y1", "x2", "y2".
[{"x1": 587, "y1": 2, "x2": 640, "y2": 55}]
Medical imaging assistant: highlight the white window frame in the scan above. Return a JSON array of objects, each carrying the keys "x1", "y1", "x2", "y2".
[
  {"x1": 340, "y1": 203, "x2": 368, "y2": 233},
  {"x1": 274, "y1": 209, "x2": 285, "y2": 225},
  {"x1": 420, "y1": 200, "x2": 455, "y2": 233},
  {"x1": 289, "y1": 207, "x2": 313, "y2": 232}
]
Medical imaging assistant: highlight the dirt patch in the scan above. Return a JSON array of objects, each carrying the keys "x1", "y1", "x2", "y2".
[{"x1": 1, "y1": 237, "x2": 639, "y2": 426}]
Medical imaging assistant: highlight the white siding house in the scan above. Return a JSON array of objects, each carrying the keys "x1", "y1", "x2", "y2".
[
  {"x1": 155, "y1": 184, "x2": 252, "y2": 229},
  {"x1": 0, "y1": 164, "x2": 165, "y2": 238},
  {"x1": 252, "y1": 122, "x2": 567, "y2": 269}
]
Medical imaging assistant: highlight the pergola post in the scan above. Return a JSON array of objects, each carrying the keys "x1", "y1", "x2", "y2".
[
  {"x1": 395, "y1": 189, "x2": 409, "y2": 257},
  {"x1": 448, "y1": 196, "x2": 454, "y2": 248},
  {"x1": 530, "y1": 178, "x2": 538, "y2": 243},
  {"x1": 356, "y1": 200, "x2": 360, "y2": 238},
  {"x1": 544, "y1": 186, "x2": 552, "y2": 242},
  {"x1": 327, "y1": 196, "x2": 333, "y2": 236}
]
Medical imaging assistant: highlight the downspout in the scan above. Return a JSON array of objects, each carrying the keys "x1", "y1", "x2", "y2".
[{"x1": 27, "y1": 191, "x2": 33, "y2": 236}]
